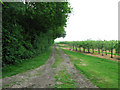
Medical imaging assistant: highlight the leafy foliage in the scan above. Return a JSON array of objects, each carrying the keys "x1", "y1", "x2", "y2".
[
  {"x1": 2, "y1": 2, "x2": 71, "y2": 66},
  {"x1": 58, "y1": 40, "x2": 120, "y2": 58}
]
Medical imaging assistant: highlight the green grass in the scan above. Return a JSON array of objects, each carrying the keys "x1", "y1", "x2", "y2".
[
  {"x1": 53, "y1": 47, "x2": 76, "y2": 88},
  {"x1": 55, "y1": 69, "x2": 76, "y2": 88},
  {"x1": 55, "y1": 46, "x2": 61, "y2": 55},
  {"x1": 2, "y1": 47, "x2": 52, "y2": 78},
  {"x1": 52, "y1": 56, "x2": 63, "y2": 68},
  {"x1": 61, "y1": 48, "x2": 118, "y2": 88},
  {"x1": 52, "y1": 47, "x2": 63, "y2": 68}
]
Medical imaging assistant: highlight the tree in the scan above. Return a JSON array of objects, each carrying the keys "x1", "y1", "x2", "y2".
[{"x1": 2, "y1": 2, "x2": 71, "y2": 66}]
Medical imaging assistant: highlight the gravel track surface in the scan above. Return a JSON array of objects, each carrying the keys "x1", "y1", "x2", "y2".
[{"x1": 2, "y1": 46, "x2": 98, "y2": 88}]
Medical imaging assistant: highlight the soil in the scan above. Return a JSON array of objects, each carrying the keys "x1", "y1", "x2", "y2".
[{"x1": 2, "y1": 46, "x2": 98, "y2": 88}]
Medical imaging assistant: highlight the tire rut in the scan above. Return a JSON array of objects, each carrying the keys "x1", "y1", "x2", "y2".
[
  {"x1": 2, "y1": 46, "x2": 98, "y2": 88},
  {"x1": 53, "y1": 46, "x2": 98, "y2": 88}
]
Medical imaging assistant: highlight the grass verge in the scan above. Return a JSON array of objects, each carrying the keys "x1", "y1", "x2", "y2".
[
  {"x1": 61, "y1": 48, "x2": 118, "y2": 88},
  {"x1": 2, "y1": 47, "x2": 52, "y2": 78}
]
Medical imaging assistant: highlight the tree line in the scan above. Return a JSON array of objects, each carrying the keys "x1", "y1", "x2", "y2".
[
  {"x1": 2, "y1": 2, "x2": 71, "y2": 66},
  {"x1": 58, "y1": 40, "x2": 120, "y2": 58}
]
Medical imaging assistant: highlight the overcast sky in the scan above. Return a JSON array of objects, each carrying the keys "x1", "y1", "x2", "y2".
[{"x1": 55, "y1": 0, "x2": 119, "y2": 42}]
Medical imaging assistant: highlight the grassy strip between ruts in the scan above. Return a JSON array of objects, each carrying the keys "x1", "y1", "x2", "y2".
[
  {"x1": 2, "y1": 47, "x2": 52, "y2": 78},
  {"x1": 60, "y1": 48, "x2": 118, "y2": 88},
  {"x1": 52, "y1": 47, "x2": 63, "y2": 68},
  {"x1": 54, "y1": 69, "x2": 76, "y2": 88},
  {"x1": 53, "y1": 47, "x2": 76, "y2": 88}
]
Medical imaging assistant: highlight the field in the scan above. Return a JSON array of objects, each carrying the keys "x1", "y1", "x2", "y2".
[{"x1": 60, "y1": 47, "x2": 118, "y2": 88}]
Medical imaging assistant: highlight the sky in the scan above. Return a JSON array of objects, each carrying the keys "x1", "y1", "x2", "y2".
[{"x1": 55, "y1": 0, "x2": 119, "y2": 42}]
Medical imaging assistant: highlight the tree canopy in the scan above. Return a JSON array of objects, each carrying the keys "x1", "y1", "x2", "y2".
[{"x1": 2, "y1": 2, "x2": 71, "y2": 66}]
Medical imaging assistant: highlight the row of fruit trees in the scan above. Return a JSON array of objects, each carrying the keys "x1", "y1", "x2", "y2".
[{"x1": 59, "y1": 40, "x2": 120, "y2": 59}]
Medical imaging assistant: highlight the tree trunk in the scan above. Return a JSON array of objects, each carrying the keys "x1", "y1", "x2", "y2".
[
  {"x1": 76, "y1": 47, "x2": 77, "y2": 51},
  {"x1": 88, "y1": 47, "x2": 90, "y2": 53},
  {"x1": 79, "y1": 47, "x2": 81, "y2": 52},
  {"x1": 118, "y1": 50, "x2": 120, "y2": 55},
  {"x1": 102, "y1": 49, "x2": 103, "y2": 56},
  {"x1": 98, "y1": 48, "x2": 100, "y2": 54},
  {"x1": 111, "y1": 48, "x2": 113, "y2": 58},
  {"x1": 83, "y1": 48, "x2": 85, "y2": 53},
  {"x1": 73, "y1": 46, "x2": 74, "y2": 51},
  {"x1": 92, "y1": 48, "x2": 94, "y2": 54},
  {"x1": 105, "y1": 50, "x2": 107, "y2": 55}
]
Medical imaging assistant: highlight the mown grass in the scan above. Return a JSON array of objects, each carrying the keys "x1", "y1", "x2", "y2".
[
  {"x1": 2, "y1": 47, "x2": 52, "y2": 78},
  {"x1": 61, "y1": 48, "x2": 118, "y2": 88}
]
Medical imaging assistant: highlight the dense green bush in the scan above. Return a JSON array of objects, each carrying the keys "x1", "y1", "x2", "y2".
[{"x1": 2, "y1": 2, "x2": 71, "y2": 66}]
